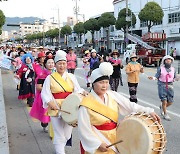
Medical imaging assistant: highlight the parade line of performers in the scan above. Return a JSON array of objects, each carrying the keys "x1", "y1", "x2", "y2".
[{"x1": 1, "y1": 44, "x2": 179, "y2": 154}]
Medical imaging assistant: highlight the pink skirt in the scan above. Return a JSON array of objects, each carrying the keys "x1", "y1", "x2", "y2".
[{"x1": 29, "y1": 91, "x2": 50, "y2": 123}]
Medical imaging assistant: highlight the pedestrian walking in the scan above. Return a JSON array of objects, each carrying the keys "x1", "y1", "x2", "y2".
[
  {"x1": 88, "y1": 49, "x2": 103, "y2": 76},
  {"x1": 109, "y1": 50, "x2": 123, "y2": 91},
  {"x1": 98, "y1": 46, "x2": 109, "y2": 62},
  {"x1": 30, "y1": 57, "x2": 55, "y2": 132},
  {"x1": 12, "y1": 50, "x2": 26, "y2": 90},
  {"x1": 82, "y1": 50, "x2": 91, "y2": 88},
  {"x1": 148, "y1": 55, "x2": 179, "y2": 121},
  {"x1": 78, "y1": 62, "x2": 160, "y2": 154},
  {"x1": 15, "y1": 53, "x2": 37, "y2": 107},
  {"x1": 125, "y1": 53, "x2": 144, "y2": 103},
  {"x1": 41, "y1": 50, "x2": 87, "y2": 154},
  {"x1": 66, "y1": 48, "x2": 77, "y2": 74}
]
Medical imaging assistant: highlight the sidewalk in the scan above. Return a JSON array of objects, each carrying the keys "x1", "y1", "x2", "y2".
[
  {"x1": 1, "y1": 70, "x2": 80, "y2": 154},
  {"x1": 0, "y1": 69, "x2": 9, "y2": 154}
]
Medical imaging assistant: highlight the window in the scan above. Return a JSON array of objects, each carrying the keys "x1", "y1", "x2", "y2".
[
  {"x1": 140, "y1": 20, "x2": 162, "y2": 27},
  {"x1": 28, "y1": 27, "x2": 31, "y2": 29},
  {"x1": 154, "y1": 21, "x2": 163, "y2": 25},
  {"x1": 140, "y1": 21, "x2": 148, "y2": 27},
  {"x1": 168, "y1": 12, "x2": 180, "y2": 23}
]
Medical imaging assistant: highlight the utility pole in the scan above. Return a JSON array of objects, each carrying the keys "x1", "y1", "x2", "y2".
[
  {"x1": 52, "y1": 8, "x2": 61, "y2": 46},
  {"x1": 125, "y1": 0, "x2": 129, "y2": 48},
  {"x1": 57, "y1": 8, "x2": 61, "y2": 46},
  {"x1": 73, "y1": 0, "x2": 80, "y2": 24}
]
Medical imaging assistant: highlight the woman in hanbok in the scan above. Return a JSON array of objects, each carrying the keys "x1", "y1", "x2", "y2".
[
  {"x1": 78, "y1": 62, "x2": 160, "y2": 154},
  {"x1": 15, "y1": 53, "x2": 37, "y2": 107},
  {"x1": 30, "y1": 57, "x2": 55, "y2": 132}
]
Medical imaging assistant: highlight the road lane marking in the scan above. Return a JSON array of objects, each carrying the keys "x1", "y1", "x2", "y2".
[{"x1": 120, "y1": 92, "x2": 180, "y2": 118}]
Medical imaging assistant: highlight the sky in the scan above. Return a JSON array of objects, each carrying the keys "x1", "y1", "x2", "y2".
[{"x1": 0, "y1": 0, "x2": 114, "y2": 23}]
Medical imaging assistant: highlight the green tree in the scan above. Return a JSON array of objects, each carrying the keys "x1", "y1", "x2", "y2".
[
  {"x1": 36, "y1": 32, "x2": 44, "y2": 45},
  {"x1": 98, "y1": 12, "x2": 116, "y2": 50},
  {"x1": 45, "y1": 28, "x2": 59, "y2": 45},
  {"x1": 115, "y1": 8, "x2": 136, "y2": 46},
  {"x1": 84, "y1": 18, "x2": 100, "y2": 48},
  {"x1": 73, "y1": 22, "x2": 85, "y2": 44},
  {"x1": 0, "y1": 10, "x2": 5, "y2": 35},
  {"x1": 25, "y1": 34, "x2": 36, "y2": 44},
  {"x1": 60, "y1": 25, "x2": 72, "y2": 45},
  {"x1": 115, "y1": 8, "x2": 136, "y2": 33},
  {"x1": 138, "y1": 2, "x2": 164, "y2": 32}
]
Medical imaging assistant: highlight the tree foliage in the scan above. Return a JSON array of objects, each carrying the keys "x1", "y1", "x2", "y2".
[
  {"x1": 45, "y1": 28, "x2": 59, "y2": 38},
  {"x1": 60, "y1": 25, "x2": 72, "y2": 36},
  {"x1": 98, "y1": 12, "x2": 116, "y2": 50},
  {"x1": 0, "y1": 9, "x2": 5, "y2": 34},
  {"x1": 84, "y1": 18, "x2": 101, "y2": 48},
  {"x1": 73, "y1": 22, "x2": 84, "y2": 35},
  {"x1": 138, "y1": 2, "x2": 164, "y2": 32},
  {"x1": 98, "y1": 12, "x2": 116, "y2": 28},
  {"x1": 84, "y1": 18, "x2": 100, "y2": 33},
  {"x1": 60, "y1": 25, "x2": 72, "y2": 45},
  {"x1": 115, "y1": 8, "x2": 136, "y2": 32},
  {"x1": 73, "y1": 22, "x2": 85, "y2": 44}
]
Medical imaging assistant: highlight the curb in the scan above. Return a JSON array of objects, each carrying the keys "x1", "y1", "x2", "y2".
[{"x1": 0, "y1": 69, "x2": 9, "y2": 154}]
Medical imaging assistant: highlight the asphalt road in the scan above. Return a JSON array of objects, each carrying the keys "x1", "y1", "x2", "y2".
[{"x1": 2, "y1": 58, "x2": 180, "y2": 154}]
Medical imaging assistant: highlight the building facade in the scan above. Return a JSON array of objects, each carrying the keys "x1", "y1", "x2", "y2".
[
  {"x1": 113, "y1": 0, "x2": 180, "y2": 57},
  {"x1": 19, "y1": 20, "x2": 59, "y2": 37}
]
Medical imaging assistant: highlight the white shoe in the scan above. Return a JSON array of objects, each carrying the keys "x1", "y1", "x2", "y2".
[
  {"x1": 159, "y1": 105, "x2": 164, "y2": 116},
  {"x1": 164, "y1": 114, "x2": 171, "y2": 121},
  {"x1": 43, "y1": 127, "x2": 48, "y2": 133}
]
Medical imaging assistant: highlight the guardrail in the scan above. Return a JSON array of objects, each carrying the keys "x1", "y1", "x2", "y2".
[{"x1": 0, "y1": 69, "x2": 9, "y2": 154}]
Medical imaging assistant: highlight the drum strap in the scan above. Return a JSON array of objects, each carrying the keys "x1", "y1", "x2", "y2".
[
  {"x1": 80, "y1": 94, "x2": 118, "y2": 123},
  {"x1": 51, "y1": 72, "x2": 73, "y2": 92},
  {"x1": 92, "y1": 126, "x2": 119, "y2": 153}
]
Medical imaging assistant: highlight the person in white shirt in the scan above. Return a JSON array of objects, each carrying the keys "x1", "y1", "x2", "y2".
[
  {"x1": 78, "y1": 62, "x2": 160, "y2": 154},
  {"x1": 41, "y1": 50, "x2": 87, "y2": 154}
]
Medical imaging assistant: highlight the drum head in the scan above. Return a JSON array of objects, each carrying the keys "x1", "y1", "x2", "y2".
[
  {"x1": 116, "y1": 117, "x2": 153, "y2": 154},
  {"x1": 61, "y1": 94, "x2": 82, "y2": 125}
]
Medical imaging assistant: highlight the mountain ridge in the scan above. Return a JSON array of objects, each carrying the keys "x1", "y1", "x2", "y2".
[{"x1": 3, "y1": 17, "x2": 42, "y2": 31}]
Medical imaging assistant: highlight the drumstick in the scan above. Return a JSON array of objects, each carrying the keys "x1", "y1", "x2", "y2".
[
  {"x1": 106, "y1": 140, "x2": 123, "y2": 148},
  {"x1": 58, "y1": 109, "x2": 71, "y2": 114}
]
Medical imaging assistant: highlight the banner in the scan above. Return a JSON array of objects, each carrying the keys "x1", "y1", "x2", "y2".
[{"x1": 0, "y1": 52, "x2": 12, "y2": 70}]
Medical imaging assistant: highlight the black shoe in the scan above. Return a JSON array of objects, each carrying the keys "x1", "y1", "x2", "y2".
[{"x1": 87, "y1": 83, "x2": 90, "y2": 88}]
